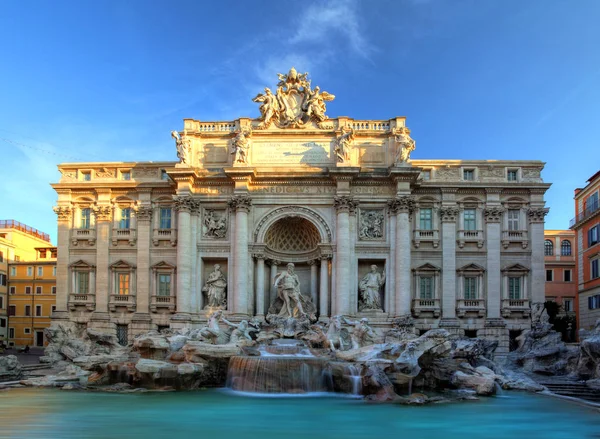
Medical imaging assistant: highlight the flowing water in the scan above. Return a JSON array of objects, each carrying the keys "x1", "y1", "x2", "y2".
[{"x1": 1, "y1": 388, "x2": 599, "y2": 439}]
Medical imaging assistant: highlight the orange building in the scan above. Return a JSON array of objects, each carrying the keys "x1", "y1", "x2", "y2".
[
  {"x1": 7, "y1": 247, "x2": 57, "y2": 347},
  {"x1": 571, "y1": 170, "x2": 600, "y2": 330},
  {"x1": 544, "y1": 230, "x2": 577, "y2": 316}
]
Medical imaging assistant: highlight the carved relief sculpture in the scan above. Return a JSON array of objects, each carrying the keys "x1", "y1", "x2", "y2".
[
  {"x1": 334, "y1": 126, "x2": 355, "y2": 163},
  {"x1": 171, "y1": 130, "x2": 192, "y2": 166},
  {"x1": 230, "y1": 129, "x2": 252, "y2": 165},
  {"x1": 203, "y1": 210, "x2": 227, "y2": 239},
  {"x1": 202, "y1": 264, "x2": 227, "y2": 309},
  {"x1": 359, "y1": 210, "x2": 384, "y2": 240},
  {"x1": 392, "y1": 126, "x2": 416, "y2": 165},
  {"x1": 358, "y1": 265, "x2": 386, "y2": 311}
]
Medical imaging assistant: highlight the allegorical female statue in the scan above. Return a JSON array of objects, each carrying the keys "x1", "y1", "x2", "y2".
[
  {"x1": 358, "y1": 265, "x2": 385, "y2": 311},
  {"x1": 202, "y1": 264, "x2": 227, "y2": 309}
]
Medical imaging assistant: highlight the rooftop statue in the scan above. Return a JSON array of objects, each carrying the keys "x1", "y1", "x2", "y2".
[
  {"x1": 230, "y1": 129, "x2": 252, "y2": 165},
  {"x1": 253, "y1": 67, "x2": 335, "y2": 129},
  {"x1": 170, "y1": 130, "x2": 192, "y2": 166},
  {"x1": 392, "y1": 126, "x2": 416, "y2": 165}
]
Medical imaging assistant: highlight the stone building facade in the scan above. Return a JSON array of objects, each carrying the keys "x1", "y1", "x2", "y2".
[{"x1": 51, "y1": 69, "x2": 550, "y2": 354}]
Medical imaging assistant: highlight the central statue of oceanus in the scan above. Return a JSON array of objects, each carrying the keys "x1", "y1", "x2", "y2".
[{"x1": 252, "y1": 67, "x2": 335, "y2": 129}]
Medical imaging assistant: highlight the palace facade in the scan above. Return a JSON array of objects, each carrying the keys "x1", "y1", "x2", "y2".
[{"x1": 51, "y1": 69, "x2": 550, "y2": 354}]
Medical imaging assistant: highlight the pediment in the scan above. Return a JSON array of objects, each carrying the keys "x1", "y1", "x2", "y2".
[
  {"x1": 151, "y1": 261, "x2": 176, "y2": 270},
  {"x1": 69, "y1": 259, "x2": 95, "y2": 269},
  {"x1": 501, "y1": 263, "x2": 530, "y2": 273},
  {"x1": 413, "y1": 263, "x2": 440, "y2": 272},
  {"x1": 457, "y1": 263, "x2": 485, "y2": 273},
  {"x1": 109, "y1": 259, "x2": 136, "y2": 269}
]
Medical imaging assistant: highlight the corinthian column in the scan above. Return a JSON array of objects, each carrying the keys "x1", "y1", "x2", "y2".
[
  {"x1": 484, "y1": 206, "x2": 504, "y2": 319},
  {"x1": 92, "y1": 205, "x2": 112, "y2": 316},
  {"x1": 390, "y1": 196, "x2": 415, "y2": 316},
  {"x1": 254, "y1": 253, "x2": 265, "y2": 318},
  {"x1": 528, "y1": 207, "x2": 549, "y2": 306},
  {"x1": 174, "y1": 195, "x2": 198, "y2": 322},
  {"x1": 229, "y1": 195, "x2": 252, "y2": 316},
  {"x1": 133, "y1": 205, "x2": 153, "y2": 316},
  {"x1": 439, "y1": 206, "x2": 459, "y2": 322},
  {"x1": 334, "y1": 196, "x2": 356, "y2": 316},
  {"x1": 319, "y1": 256, "x2": 330, "y2": 318},
  {"x1": 52, "y1": 206, "x2": 72, "y2": 321}
]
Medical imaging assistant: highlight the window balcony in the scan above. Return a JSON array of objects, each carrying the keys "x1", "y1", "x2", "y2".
[
  {"x1": 412, "y1": 229, "x2": 440, "y2": 248},
  {"x1": 68, "y1": 293, "x2": 95, "y2": 311},
  {"x1": 501, "y1": 298, "x2": 530, "y2": 318},
  {"x1": 152, "y1": 228, "x2": 177, "y2": 246},
  {"x1": 150, "y1": 295, "x2": 177, "y2": 313},
  {"x1": 570, "y1": 201, "x2": 600, "y2": 228},
  {"x1": 412, "y1": 298, "x2": 440, "y2": 318},
  {"x1": 71, "y1": 228, "x2": 96, "y2": 246},
  {"x1": 456, "y1": 299, "x2": 486, "y2": 318},
  {"x1": 457, "y1": 230, "x2": 484, "y2": 249},
  {"x1": 501, "y1": 230, "x2": 529, "y2": 249},
  {"x1": 109, "y1": 294, "x2": 136, "y2": 312},
  {"x1": 112, "y1": 228, "x2": 136, "y2": 246}
]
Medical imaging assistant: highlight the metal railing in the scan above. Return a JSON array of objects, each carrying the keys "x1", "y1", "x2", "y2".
[
  {"x1": 570, "y1": 200, "x2": 600, "y2": 227},
  {"x1": 0, "y1": 220, "x2": 51, "y2": 242}
]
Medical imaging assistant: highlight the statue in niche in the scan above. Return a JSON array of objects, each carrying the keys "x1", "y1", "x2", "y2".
[
  {"x1": 170, "y1": 130, "x2": 192, "y2": 166},
  {"x1": 335, "y1": 126, "x2": 355, "y2": 163},
  {"x1": 203, "y1": 210, "x2": 227, "y2": 239},
  {"x1": 343, "y1": 317, "x2": 377, "y2": 349},
  {"x1": 230, "y1": 129, "x2": 252, "y2": 165},
  {"x1": 359, "y1": 210, "x2": 384, "y2": 240},
  {"x1": 266, "y1": 263, "x2": 317, "y2": 323},
  {"x1": 252, "y1": 87, "x2": 280, "y2": 129},
  {"x1": 202, "y1": 264, "x2": 227, "y2": 309},
  {"x1": 392, "y1": 126, "x2": 416, "y2": 164},
  {"x1": 358, "y1": 265, "x2": 386, "y2": 311}
]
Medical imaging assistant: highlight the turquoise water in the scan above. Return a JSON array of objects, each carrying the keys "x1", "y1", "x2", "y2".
[{"x1": 0, "y1": 389, "x2": 598, "y2": 439}]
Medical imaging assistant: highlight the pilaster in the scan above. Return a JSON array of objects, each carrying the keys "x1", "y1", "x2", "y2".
[
  {"x1": 229, "y1": 195, "x2": 252, "y2": 316},
  {"x1": 484, "y1": 204, "x2": 504, "y2": 319},
  {"x1": 52, "y1": 205, "x2": 72, "y2": 320},
  {"x1": 528, "y1": 207, "x2": 549, "y2": 304},
  {"x1": 333, "y1": 196, "x2": 357, "y2": 315},
  {"x1": 174, "y1": 195, "x2": 199, "y2": 321},
  {"x1": 132, "y1": 204, "x2": 152, "y2": 324},
  {"x1": 91, "y1": 204, "x2": 112, "y2": 320},
  {"x1": 439, "y1": 205, "x2": 459, "y2": 322},
  {"x1": 389, "y1": 196, "x2": 415, "y2": 316}
]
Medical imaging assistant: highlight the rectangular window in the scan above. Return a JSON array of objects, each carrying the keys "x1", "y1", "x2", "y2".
[
  {"x1": 564, "y1": 299, "x2": 573, "y2": 312},
  {"x1": 24, "y1": 328, "x2": 31, "y2": 335},
  {"x1": 81, "y1": 171, "x2": 91, "y2": 181},
  {"x1": 25, "y1": 286, "x2": 31, "y2": 295},
  {"x1": 39, "y1": 249, "x2": 47, "y2": 259},
  {"x1": 0, "y1": 318, "x2": 5, "y2": 328},
  {"x1": 161, "y1": 170, "x2": 169, "y2": 180},
  {"x1": 158, "y1": 274, "x2": 171, "y2": 296},
  {"x1": 419, "y1": 276, "x2": 434, "y2": 299},
  {"x1": 587, "y1": 192, "x2": 599, "y2": 214},
  {"x1": 27, "y1": 267, "x2": 33, "y2": 276},
  {"x1": 81, "y1": 208, "x2": 91, "y2": 229},
  {"x1": 464, "y1": 277, "x2": 477, "y2": 300},
  {"x1": 464, "y1": 209, "x2": 476, "y2": 231},
  {"x1": 51, "y1": 305, "x2": 56, "y2": 313},
  {"x1": 508, "y1": 209, "x2": 520, "y2": 231},
  {"x1": 37, "y1": 266, "x2": 43, "y2": 277},
  {"x1": 76, "y1": 272, "x2": 89, "y2": 295},
  {"x1": 0, "y1": 296, "x2": 3, "y2": 309},
  {"x1": 592, "y1": 259, "x2": 599, "y2": 280},
  {"x1": 14, "y1": 256, "x2": 20, "y2": 262},
  {"x1": 53, "y1": 266, "x2": 57, "y2": 276},
  {"x1": 589, "y1": 226, "x2": 599, "y2": 247},
  {"x1": 463, "y1": 169, "x2": 475, "y2": 181},
  {"x1": 35, "y1": 305, "x2": 42, "y2": 317},
  {"x1": 546, "y1": 270, "x2": 553, "y2": 282},
  {"x1": 8, "y1": 306, "x2": 15, "y2": 316},
  {"x1": 25, "y1": 305, "x2": 31, "y2": 316},
  {"x1": 0, "y1": 251, "x2": 3, "y2": 262},
  {"x1": 508, "y1": 277, "x2": 521, "y2": 300},
  {"x1": 36, "y1": 286, "x2": 42, "y2": 295},
  {"x1": 121, "y1": 171, "x2": 131, "y2": 181},
  {"x1": 10, "y1": 266, "x2": 16, "y2": 276},
  {"x1": 422, "y1": 170, "x2": 431, "y2": 181},
  {"x1": 160, "y1": 208, "x2": 172, "y2": 229},
  {"x1": 0, "y1": 273, "x2": 5, "y2": 286},
  {"x1": 52, "y1": 286, "x2": 57, "y2": 295},
  {"x1": 9, "y1": 286, "x2": 15, "y2": 295},
  {"x1": 507, "y1": 170, "x2": 518, "y2": 181},
  {"x1": 9, "y1": 328, "x2": 14, "y2": 339},
  {"x1": 118, "y1": 273, "x2": 130, "y2": 295},
  {"x1": 119, "y1": 208, "x2": 131, "y2": 229},
  {"x1": 564, "y1": 270, "x2": 572, "y2": 282},
  {"x1": 419, "y1": 208, "x2": 433, "y2": 230}
]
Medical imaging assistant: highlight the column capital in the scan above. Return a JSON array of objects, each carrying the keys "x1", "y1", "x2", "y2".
[
  {"x1": 173, "y1": 195, "x2": 199, "y2": 213},
  {"x1": 333, "y1": 196, "x2": 358, "y2": 213},
  {"x1": 527, "y1": 207, "x2": 549, "y2": 223},
  {"x1": 439, "y1": 206, "x2": 459, "y2": 223},
  {"x1": 307, "y1": 259, "x2": 318, "y2": 266},
  {"x1": 92, "y1": 205, "x2": 112, "y2": 221},
  {"x1": 134, "y1": 205, "x2": 153, "y2": 222},
  {"x1": 484, "y1": 206, "x2": 505, "y2": 223},
  {"x1": 387, "y1": 195, "x2": 416, "y2": 214},
  {"x1": 320, "y1": 254, "x2": 332, "y2": 261},
  {"x1": 252, "y1": 252, "x2": 266, "y2": 260},
  {"x1": 53, "y1": 206, "x2": 72, "y2": 222},
  {"x1": 228, "y1": 195, "x2": 252, "y2": 212},
  {"x1": 269, "y1": 259, "x2": 281, "y2": 266}
]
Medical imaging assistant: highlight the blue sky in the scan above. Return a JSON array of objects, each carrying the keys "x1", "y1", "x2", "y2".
[{"x1": 0, "y1": 0, "x2": 598, "y2": 243}]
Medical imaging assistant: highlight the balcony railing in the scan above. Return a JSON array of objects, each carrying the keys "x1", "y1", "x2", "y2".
[
  {"x1": 501, "y1": 298, "x2": 530, "y2": 318},
  {"x1": 456, "y1": 299, "x2": 486, "y2": 317},
  {"x1": 109, "y1": 294, "x2": 136, "y2": 312},
  {"x1": 153, "y1": 228, "x2": 177, "y2": 246},
  {"x1": 501, "y1": 230, "x2": 529, "y2": 249},
  {"x1": 71, "y1": 228, "x2": 96, "y2": 246},
  {"x1": 457, "y1": 230, "x2": 484, "y2": 249},
  {"x1": 412, "y1": 229, "x2": 440, "y2": 248},
  {"x1": 412, "y1": 298, "x2": 440, "y2": 317},
  {"x1": 0, "y1": 219, "x2": 51, "y2": 242},
  {"x1": 68, "y1": 293, "x2": 95, "y2": 311},
  {"x1": 112, "y1": 228, "x2": 136, "y2": 246},
  {"x1": 570, "y1": 201, "x2": 600, "y2": 228},
  {"x1": 150, "y1": 295, "x2": 176, "y2": 313}
]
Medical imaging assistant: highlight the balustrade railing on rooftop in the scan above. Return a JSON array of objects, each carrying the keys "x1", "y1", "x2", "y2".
[{"x1": 0, "y1": 220, "x2": 51, "y2": 242}]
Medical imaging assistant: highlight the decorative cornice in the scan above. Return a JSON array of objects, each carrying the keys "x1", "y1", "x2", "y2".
[
  {"x1": 53, "y1": 206, "x2": 72, "y2": 222},
  {"x1": 527, "y1": 207, "x2": 549, "y2": 223},
  {"x1": 439, "y1": 206, "x2": 459, "y2": 222},
  {"x1": 134, "y1": 206, "x2": 153, "y2": 222},
  {"x1": 334, "y1": 196, "x2": 358, "y2": 213},
  {"x1": 173, "y1": 195, "x2": 200, "y2": 213},
  {"x1": 388, "y1": 196, "x2": 416, "y2": 214},
  {"x1": 228, "y1": 195, "x2": 252, "y2": 212},
  {"x1": 484, "y1": 206, "x2": 505, "y2": 223},
  {"x1": 92, "y1": 205, "x2": 112, "y2": 221}
]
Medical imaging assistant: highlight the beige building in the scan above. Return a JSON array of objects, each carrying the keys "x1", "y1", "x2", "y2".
[{"x1": 51, "y1": 69, "x2": 551, "y2": 354}]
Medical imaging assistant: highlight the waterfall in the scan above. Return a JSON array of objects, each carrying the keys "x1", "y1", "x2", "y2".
[{"x1": 344, "y1": 364, "x2": 362, "y2": 396}]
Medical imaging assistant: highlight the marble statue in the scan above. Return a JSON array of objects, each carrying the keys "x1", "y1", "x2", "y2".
[
  {"x1": 302, "y1": 86, "x2": 335, "y2": 123},
  {"x1": 231, "y1": 129, "x2": 252, "y2": 165},
  {"x1": 343, "y1": 317, "x2": 376, "y2": 350},
  {"x1": 171, "y1": 130, "x2": 191, "y2": 165},
  {"x1": 358, "y1": 265, "x2": 386, "y2": 311},
  {"x1": 274, "y1": 263, "x2": 306, "y2": 318},
  {"x1": 252, "y1": 88, "x2": 279, "y2": 129},
  {"x1": 393, "y1": 126, "x2": 416, "y2": 164},
  {"x1": 221, "y1": 317, "x2": 254, "y2": 345},
  {"x1": 199, "y1": 310, "x2": 228, "y2": 344},
  {"x1": 202, "y1": 264, "x2": 227, "y2": 309},
  {"x1": 203, "y1": 210, "x2": 227, "y2": 239},
  {"x1": 335, "y1": 126, "x2": 355, "y2": 163},
  {"x1": 327, "y1": 315, "x2": 351, "y2": 351},
  {"x1": 266, "y1": 262, "x2": 317, "y2": 325},
  {"x1": 359, "y1": 210, "x2": 384, "y2": 240}
]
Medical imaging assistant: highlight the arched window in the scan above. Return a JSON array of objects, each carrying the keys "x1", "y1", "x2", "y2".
[
  {"x1": 561, "y1": 240, "x2": 572, "y2": 256},
  {"x1": 544, "y1": 240, "x2": 554, "y2": 256}
]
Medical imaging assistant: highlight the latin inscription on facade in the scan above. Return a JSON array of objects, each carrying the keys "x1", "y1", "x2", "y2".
[{"x1": 252, "y1": 141, "x2": 332, "y2": 165}]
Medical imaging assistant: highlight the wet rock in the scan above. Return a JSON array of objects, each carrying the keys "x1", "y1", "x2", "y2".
[
  {"x1": 0, "y1": 355, "x2": 22, "y2": 381},
  {"x1": 450, "y1": 371, "x2": 496, "y2": 396},
  {"x1": 182, "y1": 341, "x2": 241, "y2": 362},
  {"x1": 133, "y1": 335, "x2": 170, "y2": 360}
]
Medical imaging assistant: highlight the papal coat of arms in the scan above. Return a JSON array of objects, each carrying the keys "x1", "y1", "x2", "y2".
[{"x1": 252, "y1": 67, "x2": 335, "y2": 129}]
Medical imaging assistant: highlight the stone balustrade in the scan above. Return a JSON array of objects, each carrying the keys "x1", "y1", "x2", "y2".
[
  {"x1": 109, "y1": 294, "x2": 136, "y2": 312},
  {"x1": 501, "y1": 298, "x2": 531, "y2": 318},
  {"x1": 412, "y1": 298, "x2": 441, "y2": 318},
  {"x1": 71, "y1": 228, "x2": 96, "y2": 246},
  {"x1": 457, "y1": 230, "x2": 484, "y2": 248},
  {"x1": 150, "y1": 295, "x2": 176, "y2": 313},
  {"x1": 456, "y1": 299, "x2": 486, "y2": 317},
  {"x1": 68, "y1": 294, "x2": 95, "y2": 311},
  {"x1": 412, "y1": 229, "x2": 440, "y2": 248},
  {"x1": 501, "y1": 230, "x2": 529, "y2": 249}
]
